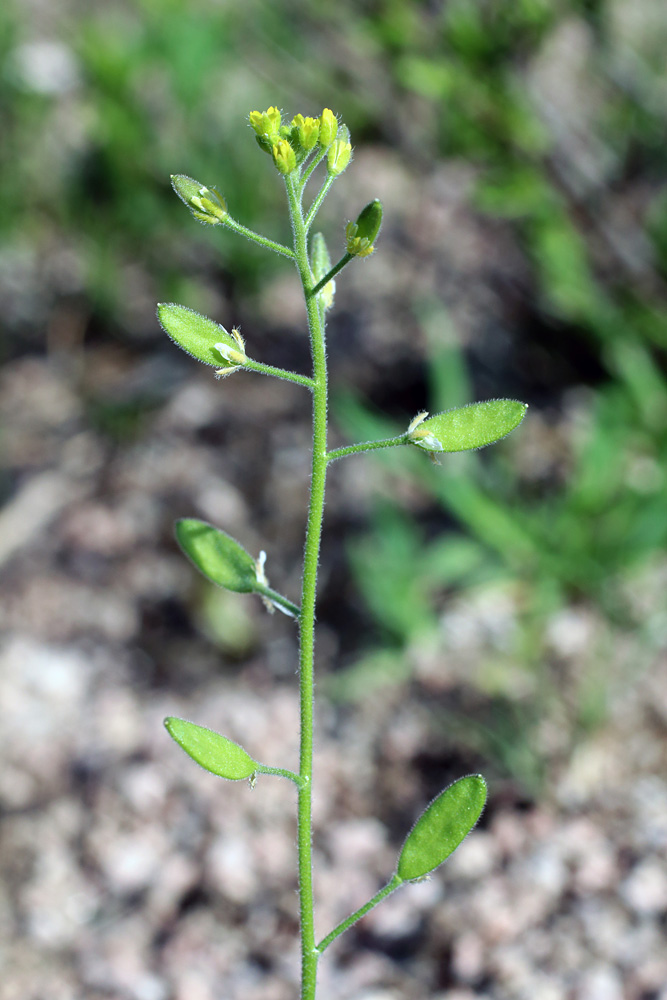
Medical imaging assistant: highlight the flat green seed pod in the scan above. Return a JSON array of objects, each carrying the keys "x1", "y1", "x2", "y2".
[
  {"x1": 397, "y1": 774, "x2": 487, "y2": 881},
  {"x1": 354, "y1": 199, "x2": 383, "y2": 244},
  {"x1": 165, "y1": 717, "x2": 257, "y2": 780},
  {"x1": 176, "y1": 518, "x2": 257, "y2": 593},
  {"x1": 411, "y1": 400, "x2": 527, "y2": 453},
  {"x1": 157, "y1": 303, "x2": 240, "y2": 367}
]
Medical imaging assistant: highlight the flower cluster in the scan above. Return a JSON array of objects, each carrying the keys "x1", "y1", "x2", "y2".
[{"x1": 248, "y1": 106, "x2": 351, "y2": 178}]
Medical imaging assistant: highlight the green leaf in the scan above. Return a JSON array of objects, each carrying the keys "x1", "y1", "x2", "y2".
[
  {"x1": 411, "y1": 399, "x2": 527, "y2": 453},
  {"x1": 157, "y1": 303, "x2": 241, "y2": 367},
  {"x1": 397, "y1": 774, "x2": 487, "y2": 881},
  {"x1": 175, "y1": 518, "x2": 258, "y2": 593},
  {"x1": 165, "y1": 717, "x2": 257, "y2": 780}
]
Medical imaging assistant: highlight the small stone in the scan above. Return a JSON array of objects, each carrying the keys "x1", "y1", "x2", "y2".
[{"x1": 621, "y1": 858, "x2": 667, "y2": 915}]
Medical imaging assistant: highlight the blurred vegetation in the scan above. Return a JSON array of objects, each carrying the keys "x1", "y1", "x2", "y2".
[{"x1": 2, "y1": 0, "x2": 666, "y2": 789}]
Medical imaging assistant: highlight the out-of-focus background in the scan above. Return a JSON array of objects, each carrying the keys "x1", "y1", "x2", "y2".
[{"x1": 1, "y1": 1, "x2": 667, "y2": 998}]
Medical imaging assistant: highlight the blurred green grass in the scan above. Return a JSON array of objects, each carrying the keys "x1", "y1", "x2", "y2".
[{"x1": 2, "y1": 0, "x2": 666, "y2": 790}]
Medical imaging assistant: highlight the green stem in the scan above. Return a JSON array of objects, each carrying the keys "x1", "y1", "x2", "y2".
[
  {"x1": 255, "y1": 763, "x2": 303, "y2": 786},
  {"x1": 255, "y1": 584, "x2": 301, "y2": 619},
  {"x1": 317, "y1": 874, "x2": 403, "y2": 953},
  {"x1": 224, "y1": 217, "x2": 295, "y2": 259},
  {"x1": 304, "y1": 174, "x2": 335, "y2": 231},
  {"x1": 243, "y1": 359, "x2": 315, "y2": 390},
  {"x1": 327, "y1": 434, "x2": 409, "y2": 463},
  {"x1": 310, "y1": 254, "x2": 353, "y2": 297},
  {"x1": 286, "y1": 173, "x2": 328, "y2": 1000},
  {"x1": 300, "y1": 146, "x2": 328, "y2": 192}
]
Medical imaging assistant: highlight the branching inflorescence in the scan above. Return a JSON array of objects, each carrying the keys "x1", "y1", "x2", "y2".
[{"x1": 157, "y1": 106, "x2": 527, "y2": 999}]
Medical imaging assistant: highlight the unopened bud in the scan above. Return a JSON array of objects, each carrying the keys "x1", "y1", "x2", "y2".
[
  {"x1": 272, "y1": 138, "x2": 297, "y2": 175},
  {"x1": 345, "y1": 199, "x2": 383, "y2": 257},
  {"x1": 318, "y1": 108, "x2": 338, "y2": 147},
  {"x1": 249, "y1": 106, "x2": 282, "y2": 153},
  {"x1": 291, "y1": 113, "x2": 320, "y2": 152}
]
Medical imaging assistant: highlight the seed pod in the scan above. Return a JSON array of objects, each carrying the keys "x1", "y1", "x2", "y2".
[
  {"x1": 397, "y1": 774, "x2": 487, "y2": 881},
  {"x1": 157, "y1": 303, "x2": 246, "y2": 369},
  {"x1": 346, "y1": 199, "x2": 383, "y2": 257},
  {"x1": 165, "y1": 717, "x2": 258, "y2": 781},
  {"x1": 408, "y1": 400, "x2": 528, "y2": 453}
]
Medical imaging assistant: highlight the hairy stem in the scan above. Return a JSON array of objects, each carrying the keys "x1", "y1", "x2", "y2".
[
  {"x1": 255, "y1": 764, "x2": 303, "y2": 786},
  {"x1": 300, "y1": 146, "x2": 328, "y2": 192},
  {"x1": 286, "y1": 172, "x2": 329, "y2": 1000},
  {"x1": 243, "y1": 358, "x2": 315, "y2": 390},
  {"x1": 224, "y1": 217, "x2": 295, "y2": 258},
  {"x1": 327, "y1": 434, "x2": 409, "y2": 463},
  {"x1": 317, "y1": 874, "x2": 403, "y2": 953},
  {"x1": 310, "y1": 253, "x2": 353, "y2": 297},
  {"x1": 305, "y1": 174, "x2": 335, "y2": 231}
]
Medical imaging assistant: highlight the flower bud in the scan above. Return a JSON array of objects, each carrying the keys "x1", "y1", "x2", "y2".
[
  {"x1": 291, "y1": 113, "x2": 320, "y2": 152},
  {"x1": 318, "y1": 108, "x2": 338, "y2": 147},
  {"x1": 345, "y1": 199, "x2": 383, "y2": 257},
  {"x1": 171, "y1": 175, "x2": 228, "y2": 225},
  {"x1": 327, "y1": 138, "x2": 352, "y2": 176},
  {"x1": 272, "y1": 138, "x2": 297, "y2": 175},
  {"x1": 249, "y1": 106, "x2": 282, "y2": 153}
]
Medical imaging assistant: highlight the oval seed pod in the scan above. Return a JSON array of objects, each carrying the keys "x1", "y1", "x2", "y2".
[
  {"x1": 408, "y1": 399, "x2": 527, "y2": 453},
  {"x1": 397, "y1": 774, "x2": 487, "y2": 881},
  {"x1": 165, "y1": 717, "x2": 258, "y2": 780},
  {"x1": 175, "y1": 518, "x2": 258, "y2": 593},
  {"x1": 157, "y1": 303, "x2": 246, "y2": 369},
  {"x1": 346, "y1": 199, "x2": 383, "y2": 257}
]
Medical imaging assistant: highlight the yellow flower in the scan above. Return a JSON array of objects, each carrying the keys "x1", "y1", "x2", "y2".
[{"x1": 272, "y1": 139, "x2": 297, "y2": 175}]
